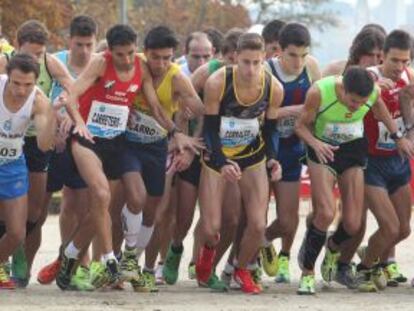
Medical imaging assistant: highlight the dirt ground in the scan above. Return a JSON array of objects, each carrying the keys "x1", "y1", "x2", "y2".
[{"x1": 2, "y1": 201, "x2": 414, "y2": 311}]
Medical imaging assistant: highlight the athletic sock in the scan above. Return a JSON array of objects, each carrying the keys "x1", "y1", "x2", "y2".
[
  {"x1": 102, "y1": 251, "x2": 117, "y2": 263},
  {"x1": 122, "y1": 205, "x2": 142, "y2": 249},
  {"x1": 279, "y1": 251, "x2": 290, "y2": 258},
  {"x1": 136, "y1": 225, "x2": 154, "y2": 260},
  {"x1": 331, "y1": 222, "x2": 352, "y2": 247},
  {"x1": 302, "y1": 223, "x2": 327, "y2": 271},
  {"x1": 64, "y1": 241, "x2": 80, "y2": 259},
  {"x1": 171, "y1": 243, "x2": 184, "y2": 254}
]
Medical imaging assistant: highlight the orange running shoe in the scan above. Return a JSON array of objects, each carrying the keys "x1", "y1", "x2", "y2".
[
  {"x1": 196, "y1": 245, "x2": 215, "y2": 284},
  {"x1": 37, "y1": 259, "x2": 61, "y2": 284},
  {"x1": 234, "y1": 268, "x2": 261, "y2": 294}
]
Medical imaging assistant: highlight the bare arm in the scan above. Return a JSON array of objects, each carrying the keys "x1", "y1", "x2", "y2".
[
  {"x1": 322, "y1": 60, "x2": 346, "y2": 77},
  {"x1": 173, "y1": 71, "x2": 204, "y2": 117},
  {"x1": 32, "y1": 91, "x2": 57, "y2": 151},
  {"x1": 0, "y1": 55, "x2": 7, "y2": 74},
  {"x1": 47, "y1": 54, "x2": 74, "y2": 92},
  {"x1": 190, "y1": 63, "x2": 210, "y2": 94}
]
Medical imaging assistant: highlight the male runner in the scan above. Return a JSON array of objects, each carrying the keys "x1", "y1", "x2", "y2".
[{"x1": 262, "y1": 19, "x2": 286, "y2": 60}]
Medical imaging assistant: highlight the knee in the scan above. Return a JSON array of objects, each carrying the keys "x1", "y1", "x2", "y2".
[
  {"x1": 246, "y1": 218, "x2": 266, "y2": 238},
  {"x1": 382, "y1": 221, "x2": 400, "y2": 241},
  {"x1": 398, "y1": 225, "x2": 411, "y2": 241},
  {"x1": 342, "y1": 219, "x2": 362, "y2": 236},
  {"x1": 202, "y1": 218, "x2": 221, "y2": 243},
  {"x1": 127, "y1": 190, "x2": 147, "y2": 214},
  {"x1": 7, "y1": 227, "x2": 26, "y2": 245},
  {"x1": 90, "y1": 183, "x2": 111, "y2": 208},
  {"x1": 314, "y1": 205, "x2": 335, "y2": 229}
]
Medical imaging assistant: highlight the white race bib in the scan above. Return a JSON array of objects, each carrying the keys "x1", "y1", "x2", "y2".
[
  {"x1": 86, "y1": 101, "x2": 129, "y2": 138},
  {"x1": 277, "y1": 116, "x2": 296, "y2": 138},
  {"x1": 0, "y1": 136, "x2": 23, "y2": 165},
  {"x1": 220, "y1": 117, "x2": 260, "y2": 148},
  {"x1": 126, "y1": 109, "x2": 167, "y2": 143},
  {"x1": 376, "y1": 117, "x2": 405, "y2": 150},
  {"x1": 322, "y1": 121, "x2": 364, "y2": 145}
]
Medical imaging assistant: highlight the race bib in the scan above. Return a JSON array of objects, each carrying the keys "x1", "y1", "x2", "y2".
[
  {"x1": 277, "y1": 116, "x2": 296, "y2": 138},
  {"x1": 126, "y1": 109, "x2": 167, "y2": 143},
  {"x1": 322, "y1": 121, "x2": 364, "y2": 145},
  {"x1": 86, "y1": 101, "x2": 129, "y2": 138},
  {"x1": 376, "y1": 117, "x2": 405, "y2": 150},
  {"x1": 0, "y1": 136, "x2": 23, "y2": 165},
  {"x1": 220, "y1": 117, "x2": 260, "y2": 148}
]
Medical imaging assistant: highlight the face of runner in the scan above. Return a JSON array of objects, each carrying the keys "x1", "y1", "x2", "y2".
[
  {"x1": 382, "y1": 48, "x2": 411, "y2": 81},
  {"x1": 111, "y1": 43, "x2": 136, "y2": 71},
  {"x1": 187, "y1": 38, "x2": 213, "y2": 73},
  {"x1": 236, "y1": 49, "x2": 265, "y2": 81},
  {"x1": 145, "y1": 48, "x2": 174, "y2": 78},
  {"x1": 343, "y1": 91, "x2": 370, "y2": 112},
  {"x1": 280, "y1": 44, "x2": 309, "y2": 76},
  {"x1": 223, "y1": 50, "x2": 237, "y2": 65},
  {"x1": 69, "y1": 35, "x2": 96, "y2": 64},
  {"x1": 7, "y1": 69, "x2": 37, "y2": 100},
  {"x1": 19, "y1": 42, "x2": 46, "y2": 63},
  {"x1": 265, "y1": 41, "x2": 281, "y2": 60},
  {"x1": 358, "y1": 48, "x2": 383, "y2": 68}
]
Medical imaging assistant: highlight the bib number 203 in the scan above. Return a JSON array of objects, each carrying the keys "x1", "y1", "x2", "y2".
[{"x1": 0, "y1": 147, "x2": 17, "y2": 158}]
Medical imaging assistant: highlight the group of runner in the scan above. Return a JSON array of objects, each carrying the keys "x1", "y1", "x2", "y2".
[{"x1": 0, "y1": 15, "x2": 414, "y2": 296}]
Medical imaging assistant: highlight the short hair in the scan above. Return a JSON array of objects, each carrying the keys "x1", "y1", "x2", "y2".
[
  {"x1": 70, "y1": 15, "x2": 97, "y2": 37},
  {"x1": 384, "y1": 30, "x2": 412, "y2": 54},
  {"x1": 278, "y1": 23, "x2": 311, "y2": 50},
  {"x1": 184, "y1": 32, "x2": 211, "y2": 54},
  {"x1": 343, "y1": 66, "x2": 374, "y2": 98},
  {"x1": 6, "y1": 53, "x2": 40, "y2": 79},
  {"x1": 262, "y1": 19, "x2": 286, "y2": 44},
  {"x1": 144, "y1": 26, "x2": 179, "y2": 50},
  {"x1": 361, "y1": 23, "x2": 387, "y2": 36},
  {"x1": 221, "y1": 28, "x2": 244, "y2": 55},
  {"x1": 347, "y1": 29, "x2": 385, "y2": 66},
  {"x1": 106, "y1": 24, "x2": 137, "y2": 49},
  {"x1": 203, "y1": 28, "x2": 224, "y2": 54},
  {"x1": 17, "y1": 20, "x2": 49, "y2": 47},
  {"x1": 237, "y1": 33, "x2": 264, "y2": 52}
]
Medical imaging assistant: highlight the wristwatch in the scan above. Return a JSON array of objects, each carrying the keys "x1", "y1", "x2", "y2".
[{"x1": 390, "y1": 130, "x2": 403, "y2": 141}]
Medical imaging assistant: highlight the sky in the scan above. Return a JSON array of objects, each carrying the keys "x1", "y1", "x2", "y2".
[{"x1": 342, "y1": 0, "x2": 412, "y2": 6}]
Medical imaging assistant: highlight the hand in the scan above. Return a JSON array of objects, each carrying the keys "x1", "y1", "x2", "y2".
[
  {"x1": 377, "y1": 78, "x2": 395, "y2": 90},
  {"x1": 173, "y1": 149, "x2": 195, "y2": 172},
  {"x1": 311, "y1": 140, "x2": 339, "y2": 164},
  {"x1": 267, "y1": 159, "x2": 282, "y2": 182},
  {"x1": 287, "y1": 105, "x2": 303, "y2": 118},
  {"x1": 220, "y1": 159, "x2": 242, "y2": 183},
  {"x1": 58, "y1": 115, "x2": 73, "y2": 137},
  {"x1": 399, "y1": 84, "x2": 414, "y2": 102},
  {"x1": 173, "y1": 132, "x2": 205, "y2": 154},
  {"x1": 396, "y1": 137, "x2": 414, "y2": 159},
  {"x1": 72, "y1": 122, "x2": 94, "y2": 144}
]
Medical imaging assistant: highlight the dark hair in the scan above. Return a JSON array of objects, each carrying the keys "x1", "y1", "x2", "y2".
[
  {"x1": 346, "y1": 29, "x2": 385, "y2": 66},
  {"x1": 361, "y1": 23, "x2": 387, "y2": 36},
  {"x1": 278, "y1": 23, "x2": 310, "y2": 50},
  {"x1": 6, "y1": 53, "x2": 40, "y2": 79},
  {"x1": 144, "y1": 26, "x2": 179, "y2": 50},
  {"x1": 262, "y1": 19, "x2": 286, "y2": 44},
  {"x1": 17, "y1": 20, "x2": 49, "y2": 46},
  {"x1": 203, "y1": 28, "x2": 224, "y2": 54},
  {"x1": 221, "y1": 28, "x2": 244, "y2": 55},
  {"x1": 237, "y1": 33, "x2": 264, "y2": 52},
  {"x1": 343, "y1": 66, "x2": 374, "y2": 97},
  {"x1": 384, "y1": 30, "x2": 412, "y2": 54},
  {"x1": 70, "y1": 15, "x2": 97, "y2": 37},
  {"x1": 106, "y1": 24, "x2": 137, "y2": 49},
  {"x1": 184, "y1": 32, "x2": 211, "y2": 54}
]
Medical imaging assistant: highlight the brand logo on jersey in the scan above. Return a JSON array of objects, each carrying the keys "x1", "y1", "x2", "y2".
[
  {"x1": 298, "y1": 79, "x2": 305, "y2": 84},
  {"x1": 345, "y1": 112, "x2": 353, "y2": 119},
  {"x1": 104, "y1": 80, "x2": 115, "y2": 89},
  {"x1": 127, "y1": 84, "x2": 139, "y2": 93},
  {"x1": 99, "y1": 105, "x2": 106, "y2": 113},
  {"x1": 3, "y1": 119, "x2": 12, "y2": 132}
]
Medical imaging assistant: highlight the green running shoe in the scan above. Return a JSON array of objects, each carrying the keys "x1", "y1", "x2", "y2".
[
  {"x1": 56, "y1": 254, "x2": 77, "y2": 290},
  {"x1": 119, "y1": 248, "x2": 139, "y2": 282},
  {"x1": 355, "y1": 269, "x2": 378, "y2": 293},
  {"x1": 297, "y1": 275, "x2": 315, "y2": 295},
  {"x1": 89, "y1": 261, "x2": 107, "y2": 289},
  {"x1": 260, "y1": 244, "x2": 278, "y2": 277},
  {"x1": 321, "y1": 247, "x2": 340, "y2": 283},
  {"x1": 372, "y1": 266, "x2": 387, "y2": 290},
  {"x1": 163, "y1": 244, "x2": 183, "y2": 285},
  {"x1": 199, "y1": 273, "x2": 228, "y2": 292},
  {"x1": 11, "y1": 244, "x2": 29, "y2": 287},
  {"x1": 275, "y1": 255, "x2": 290, "y2": 283},
  {"x1": 132, "y1": 270, "x2": 158, "y2": 293},
  {"x1": 188, "y1": 262, "x2": 196, "y2": 280},
  {"x1": 69, "y1": 266, "x2": 94, "y2": 291},
  {"x1": 385, "y1": 262, "x2": 407, "y2": 286}
]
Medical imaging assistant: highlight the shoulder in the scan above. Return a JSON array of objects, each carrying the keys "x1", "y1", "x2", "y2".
[{"x1": 322, "y1": 60, "x2": 346, "y2": 77}]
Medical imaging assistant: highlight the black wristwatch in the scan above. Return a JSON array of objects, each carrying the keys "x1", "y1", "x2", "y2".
[
  {"x1": 390, "y1": 130, "x2": 403, "y2": 141},
  {"x1": 167, "y1": 126, "x2": 182, "y2": 139}
]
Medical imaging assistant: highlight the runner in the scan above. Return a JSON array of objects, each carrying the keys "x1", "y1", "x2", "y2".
[
  {"x1": 261, "y1": 19, "x2": 286, "y2": 60},
  {"x1": 196, "y1": 33, "x2": 284, "y2": 294},
  {"x1": 294, "y1": 66, "x2": 414, "y2": 295},
  {"x1": 0, "y1": 53, "x2": 56, "y2": 289}
]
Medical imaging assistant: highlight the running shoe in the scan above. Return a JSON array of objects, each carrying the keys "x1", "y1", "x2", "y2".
[
  {"x1": 56, "y1": 253, "x2": 77, "y2": 290},
  {"x1": 11, "y1": 244, "x2": 29, "y2": 287},
  {"x1": 234, "y1": 268, "x2": 261, "y2": 294},
  {"x1": 355, "y1": 269, "x2": 378, "y2": 293},
  {"x1": 132, "y1": 270, "x2": 158, "y2": 293},
  {"x1": 372, "y1": 265, "x2": 387, "y2": 290},
  {"x1": 250, "y1": 266, "x2": 263, "y2": 291},
  {"x1": 163, "y1": 245, "x2": 183, "y2": 285},
  {"x1": 37, "y1": 258, "x2": 61, "y2": 284},
  {"x1": 0, "y1": 262, "x2": 15, "y2": 290},
  {"x1": 321, "y1": 247, "x2": 340, "y2": 282},
  {"x1": 335, "y1": 263, "x2": 357, "y2": 289},
  {"x1": 69, "y1": 266, "x2": 94, "y2": 291},
  {"x1": 188, "y1": 262, "x2": 196, "y2": 280},
  {"x1": 297, "y1": 274, "x2": 315, "y2": 295},
  {"x1": 89, "y1": 261, "x2": 107, "y2": 289},
  {"x1": 384, "y1": 262, "x2": 407, "y2": 286},
  {"x1": 105, "y1": 259, "x2": 121, "y2": 286},
  {"x1": 119, "y1": 248, "x2": 139, "y2": 282},
  {"x1": 275, "y1": 255, "x2": 290, "y2": 283},
  {"x1": 260, "y1": 244, "x2": 278, "y2": 277},
  {"x1": 220, "y1": 270, "x2": 232, "y2": 288},
  {"x1": 195, "y1": 246, "x2": 215, "y2": 284}
]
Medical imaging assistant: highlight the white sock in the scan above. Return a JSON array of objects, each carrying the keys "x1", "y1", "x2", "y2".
[
  {"x1": 247, "y1": 262, "x2": 258, "y2": 271},
  {"x1": 122, "y1": 205, "x2": 142, "y2": 249},
  {"x1": 136, "y1": 225, "x2": 154, "y2": 260},
  {"x1": 64, "y1": 241, "x2": 80, "y2": 259},
  {"x1": 224, "y1": 262, "x2": 234, "y2": 274},
  {"x1": 102, "y1": 251, "x2": 117, "y2": 263},
  {"x1": 387, "y1": 257, "x2": 396, "y2": 263}
]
